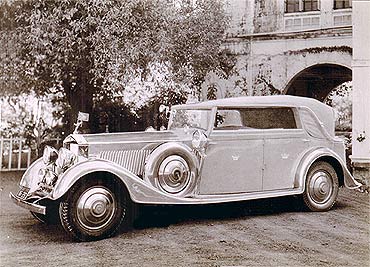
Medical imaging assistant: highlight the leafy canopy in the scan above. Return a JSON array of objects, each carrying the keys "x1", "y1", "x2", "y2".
[{"x1": 3, "y1": 0, "x2": 234, "y2": 133}]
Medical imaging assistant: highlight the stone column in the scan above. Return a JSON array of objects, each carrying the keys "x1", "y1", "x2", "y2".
[{"x1": 351, "y1": 0, "x2": 370, "y2": 187}]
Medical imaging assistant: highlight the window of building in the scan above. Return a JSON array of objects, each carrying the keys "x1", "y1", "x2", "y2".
[
  {"x1": 285, "y1": 0, "x2": 300, "y2": 13},
  {"x1": 285, "y1": 0, "x2": 319, "y2": 13},
  {"x1": 334, "y1": 0, "x2": 352, "y2": 9},
  {"x1": 303, "y1": 0, "x2": 318, "y2": 11}
]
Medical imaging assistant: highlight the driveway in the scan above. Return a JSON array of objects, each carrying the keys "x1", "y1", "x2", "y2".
[{"x1": 0, "y1": 171, "x2": 369, "y2": 267}]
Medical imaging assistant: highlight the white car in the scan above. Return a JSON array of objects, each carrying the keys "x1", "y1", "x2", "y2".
[{"x1": 10, "y1": 95, "x2": 361, "y2": 241}]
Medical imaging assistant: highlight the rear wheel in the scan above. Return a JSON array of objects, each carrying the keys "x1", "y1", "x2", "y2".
[
  {"x1": 59, "y1": 177, "x2": 131, "y2": 241},
  {"x1": 302, "y1": 161, "x2": 339, "y2": 211}
]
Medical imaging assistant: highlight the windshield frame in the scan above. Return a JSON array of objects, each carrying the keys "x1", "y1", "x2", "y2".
[{"x1": 168, "y1": 107, "x2": 216, "y2": 136}]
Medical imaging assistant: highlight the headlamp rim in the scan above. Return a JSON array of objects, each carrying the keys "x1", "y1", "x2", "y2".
[
  {"x1": 42, "y1": 145, "x2": 58, "y2": 165},
  {"x1": 56, "y1": 147, "x2": 76, "y2": 170}
]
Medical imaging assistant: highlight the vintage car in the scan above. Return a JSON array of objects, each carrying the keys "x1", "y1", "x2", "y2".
[{"x1": 10, "y1": 95, "x2": 361, "y2": 241}]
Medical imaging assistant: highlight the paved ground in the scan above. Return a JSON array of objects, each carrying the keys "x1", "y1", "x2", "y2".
[{"x1": 0, "y1": 171, "x2": 369, "y2": 267}]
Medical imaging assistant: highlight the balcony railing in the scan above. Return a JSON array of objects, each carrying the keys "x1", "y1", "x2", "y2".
[
  {"x1": 284, "y1": 8, "x2": 351, "y2": 31},
  {"x1": 284, "y1": 11, "x2": 321, "y2": 31}
]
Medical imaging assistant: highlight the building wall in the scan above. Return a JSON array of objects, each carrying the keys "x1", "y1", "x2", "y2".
[{"x1": 202, "y1": 0, "x2": 353, "y2": 101}]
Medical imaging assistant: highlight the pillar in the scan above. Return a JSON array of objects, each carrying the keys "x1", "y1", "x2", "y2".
[{"x1": 351, "y1": 0, "x2": 370, "y2": 187}]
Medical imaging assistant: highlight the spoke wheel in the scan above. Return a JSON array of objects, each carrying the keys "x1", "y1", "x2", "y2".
[
  {"x1": 303, "y1": 161, "x2": 339, "y2": 212},
  {"x1": 59, "y1": 177, "x2": 131, "y2": 241}
]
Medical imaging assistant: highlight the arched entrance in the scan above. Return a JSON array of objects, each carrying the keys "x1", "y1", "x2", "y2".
[{"x1": 285, "y1": 64, "x2": 352, "y2": 101}]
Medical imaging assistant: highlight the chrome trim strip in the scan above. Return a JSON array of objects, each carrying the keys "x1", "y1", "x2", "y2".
[
  {"x1": 133, "y1": 188, "x2": 305, "y2": 205},
  {"x1": 88, "y1": 139, "x2": 176, "y2": 145},
  {"x1": 9, "y1": 192, "x2": 46, "y2": 215}
]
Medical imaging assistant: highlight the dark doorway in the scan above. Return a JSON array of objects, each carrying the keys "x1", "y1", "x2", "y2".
[{"x1": 285, "y1": 64, "x2": 352, "y2": 101}]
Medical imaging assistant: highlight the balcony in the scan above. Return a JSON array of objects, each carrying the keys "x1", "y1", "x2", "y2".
[
  {"x1": 284, "y1": 11, "x2": 321, "y2": 31},
  {"x1": 333, "y1": 8, "x2": 352, "y2": 26}
]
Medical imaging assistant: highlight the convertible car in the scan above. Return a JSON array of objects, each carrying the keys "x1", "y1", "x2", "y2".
[{"x1": 10, "y1": 95, "x2": 361, "y2": 241}]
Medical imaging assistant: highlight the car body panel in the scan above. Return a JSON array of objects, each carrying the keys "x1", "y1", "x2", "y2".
[
  {"x1": 263, "y1": 129, "x2": 309, "y2": 190},
  {"x1": 199, "y1": 129, "x2": 263, "y2": 194}
]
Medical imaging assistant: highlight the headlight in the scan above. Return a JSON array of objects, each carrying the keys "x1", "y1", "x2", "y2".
[
  {"x1": 38, "y1": 168, "x2": 58, "y2": 188},
  {"x1": 56, "y1": 147, "x2": 77, "y2": 170},
  {"x1": 42, "y1": 146, "x2": 58, "y2": 165}
]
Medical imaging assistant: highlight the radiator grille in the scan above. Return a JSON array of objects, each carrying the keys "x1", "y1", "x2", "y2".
[{"x1": 99, "y1": 150, "x2": 151, "y2": 176}]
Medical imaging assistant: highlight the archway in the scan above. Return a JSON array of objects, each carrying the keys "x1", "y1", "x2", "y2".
[{"x1": 285, "y1": 64, "x2": 352, "y2": 101}]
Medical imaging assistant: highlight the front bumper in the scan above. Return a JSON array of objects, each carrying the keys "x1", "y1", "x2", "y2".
[{"x1": 9, "y1": 192, "x2": 46, "y2": 215}]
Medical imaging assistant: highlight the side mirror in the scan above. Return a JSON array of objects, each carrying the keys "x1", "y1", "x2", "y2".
[{"x1": 191, "y1": 129, "x2": 207, "y2": 150}]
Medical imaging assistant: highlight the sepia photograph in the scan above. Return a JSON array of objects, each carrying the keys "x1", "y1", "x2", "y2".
[{"x1": 0, "y1": 0, "x2": 369, "y2": 266}]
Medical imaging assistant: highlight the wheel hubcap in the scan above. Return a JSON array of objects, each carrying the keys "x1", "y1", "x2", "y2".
[
  {"x1": 308, "y1": 171, "x2": 333, "y2": 204},
  {"x1": 157, "y1": 155, "x2": 191, "y2": 194},
  {"x1": 76, "y1": 187, "x2": 116, "y2": 230}
]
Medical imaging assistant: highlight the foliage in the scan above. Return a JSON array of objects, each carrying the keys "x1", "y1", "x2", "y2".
[
  {"x1": 325, "y1": 81, "x2": 352, "y2": 131},
  {"x1": 0, "y1": 92, "x2": 64, "y2": 155},
  {"x1": 207, "y1": 84, "x2": 218, "y2": 100},
  {"x1": 0, "y1": 1, "x2": 27, "y2": 96},
  {"x1": 7, "y1": 0, "x2": 233, "y2": 133}
]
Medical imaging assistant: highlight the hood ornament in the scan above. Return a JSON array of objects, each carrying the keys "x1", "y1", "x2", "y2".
[{"x1": 73, "y1": 112, "x2": 89, "y2": 134}]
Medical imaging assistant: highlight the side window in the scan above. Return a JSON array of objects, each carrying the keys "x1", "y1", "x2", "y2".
[
  {"x1": 214, "y1": 109, "x2": 243, "y2": 130},
  {"x1": 214, "y1": 107, "x2": 298, "y2": 130},
  {"x1": 240, "y1": 107, "x2": 298, "y2": 129}
]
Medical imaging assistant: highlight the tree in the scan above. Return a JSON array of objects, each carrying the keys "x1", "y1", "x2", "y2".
[
  {"x1": 0, "y1": 1, "x2": 27, "y2": 96},
  {"x1": 325, "y1": 81, "x2": 352, "y2": 131},
  {"x1": 12, "y1": 0, "x2": 233, "y2": 133},
  {"x1": 0, "y1": 92, "x2": 64, "y2": 155}
]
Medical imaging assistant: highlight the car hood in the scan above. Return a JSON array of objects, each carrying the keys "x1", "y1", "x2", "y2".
[
  {"x1": 64, "y1": 130, "x2": 189, "y2": 145},
  {"x1": 64, "y1": 130, "x2": 194, "y2": 161}
]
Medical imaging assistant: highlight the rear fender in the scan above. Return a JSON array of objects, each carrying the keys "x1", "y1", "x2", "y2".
[{"x1": 295, "y1": 147, "x2": 361, "y2": 190}]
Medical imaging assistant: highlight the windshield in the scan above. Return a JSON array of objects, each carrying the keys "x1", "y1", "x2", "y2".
[{"x1": 168, "y1": 109, "x2": 212, "y2": 131}]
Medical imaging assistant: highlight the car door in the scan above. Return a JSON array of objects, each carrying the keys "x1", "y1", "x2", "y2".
[
  {"x1": 199, "y1": 109, "x2": 264, "y2": 194},
  {"x1": 248, "y1": 107, "x2": 308, "y2": 190},
  {"x1": 263, "y1": 129, "x2": 308, "y2": 190}
]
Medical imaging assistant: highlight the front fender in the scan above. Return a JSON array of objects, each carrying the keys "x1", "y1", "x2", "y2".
[
  {"x1": 51, "y1": 158, "x2": 186, "y2": 204},
  {"x1": 19, "y1": 158, "x2": 45, "y2": 193},
  {"x1": 295, "y1": 147, "x2": 362, "y2": 190}
]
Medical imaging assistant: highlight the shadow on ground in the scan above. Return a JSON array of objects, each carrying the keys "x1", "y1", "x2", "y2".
[{"x1": 132, "y1": 196, "x2": 307, "y2": 230}]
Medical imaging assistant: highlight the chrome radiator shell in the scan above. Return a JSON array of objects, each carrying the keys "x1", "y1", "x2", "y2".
[{"x1": 98, "y1": 150, "x2": 151, "y2": 176}]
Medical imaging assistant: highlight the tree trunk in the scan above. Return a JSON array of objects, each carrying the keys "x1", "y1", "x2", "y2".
[{"x1": 63, "y1": 69, "x2": 94, "y2": 134}]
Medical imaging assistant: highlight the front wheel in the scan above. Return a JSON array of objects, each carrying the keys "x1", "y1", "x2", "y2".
[
  {"x1": 302, "y1": 161, "x2": 339, "y2": 212},
  {"x1": 59, "y1": 178, "x2": 131, "y2": 241}
]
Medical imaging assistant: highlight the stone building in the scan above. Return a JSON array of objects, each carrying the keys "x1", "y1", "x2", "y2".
[
  {"x1": 201, "y1": 0, "x2": 369, "y2": 185},
  {"x1": 201, "y1": 0, "x2": 353, "y2": 101}
]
